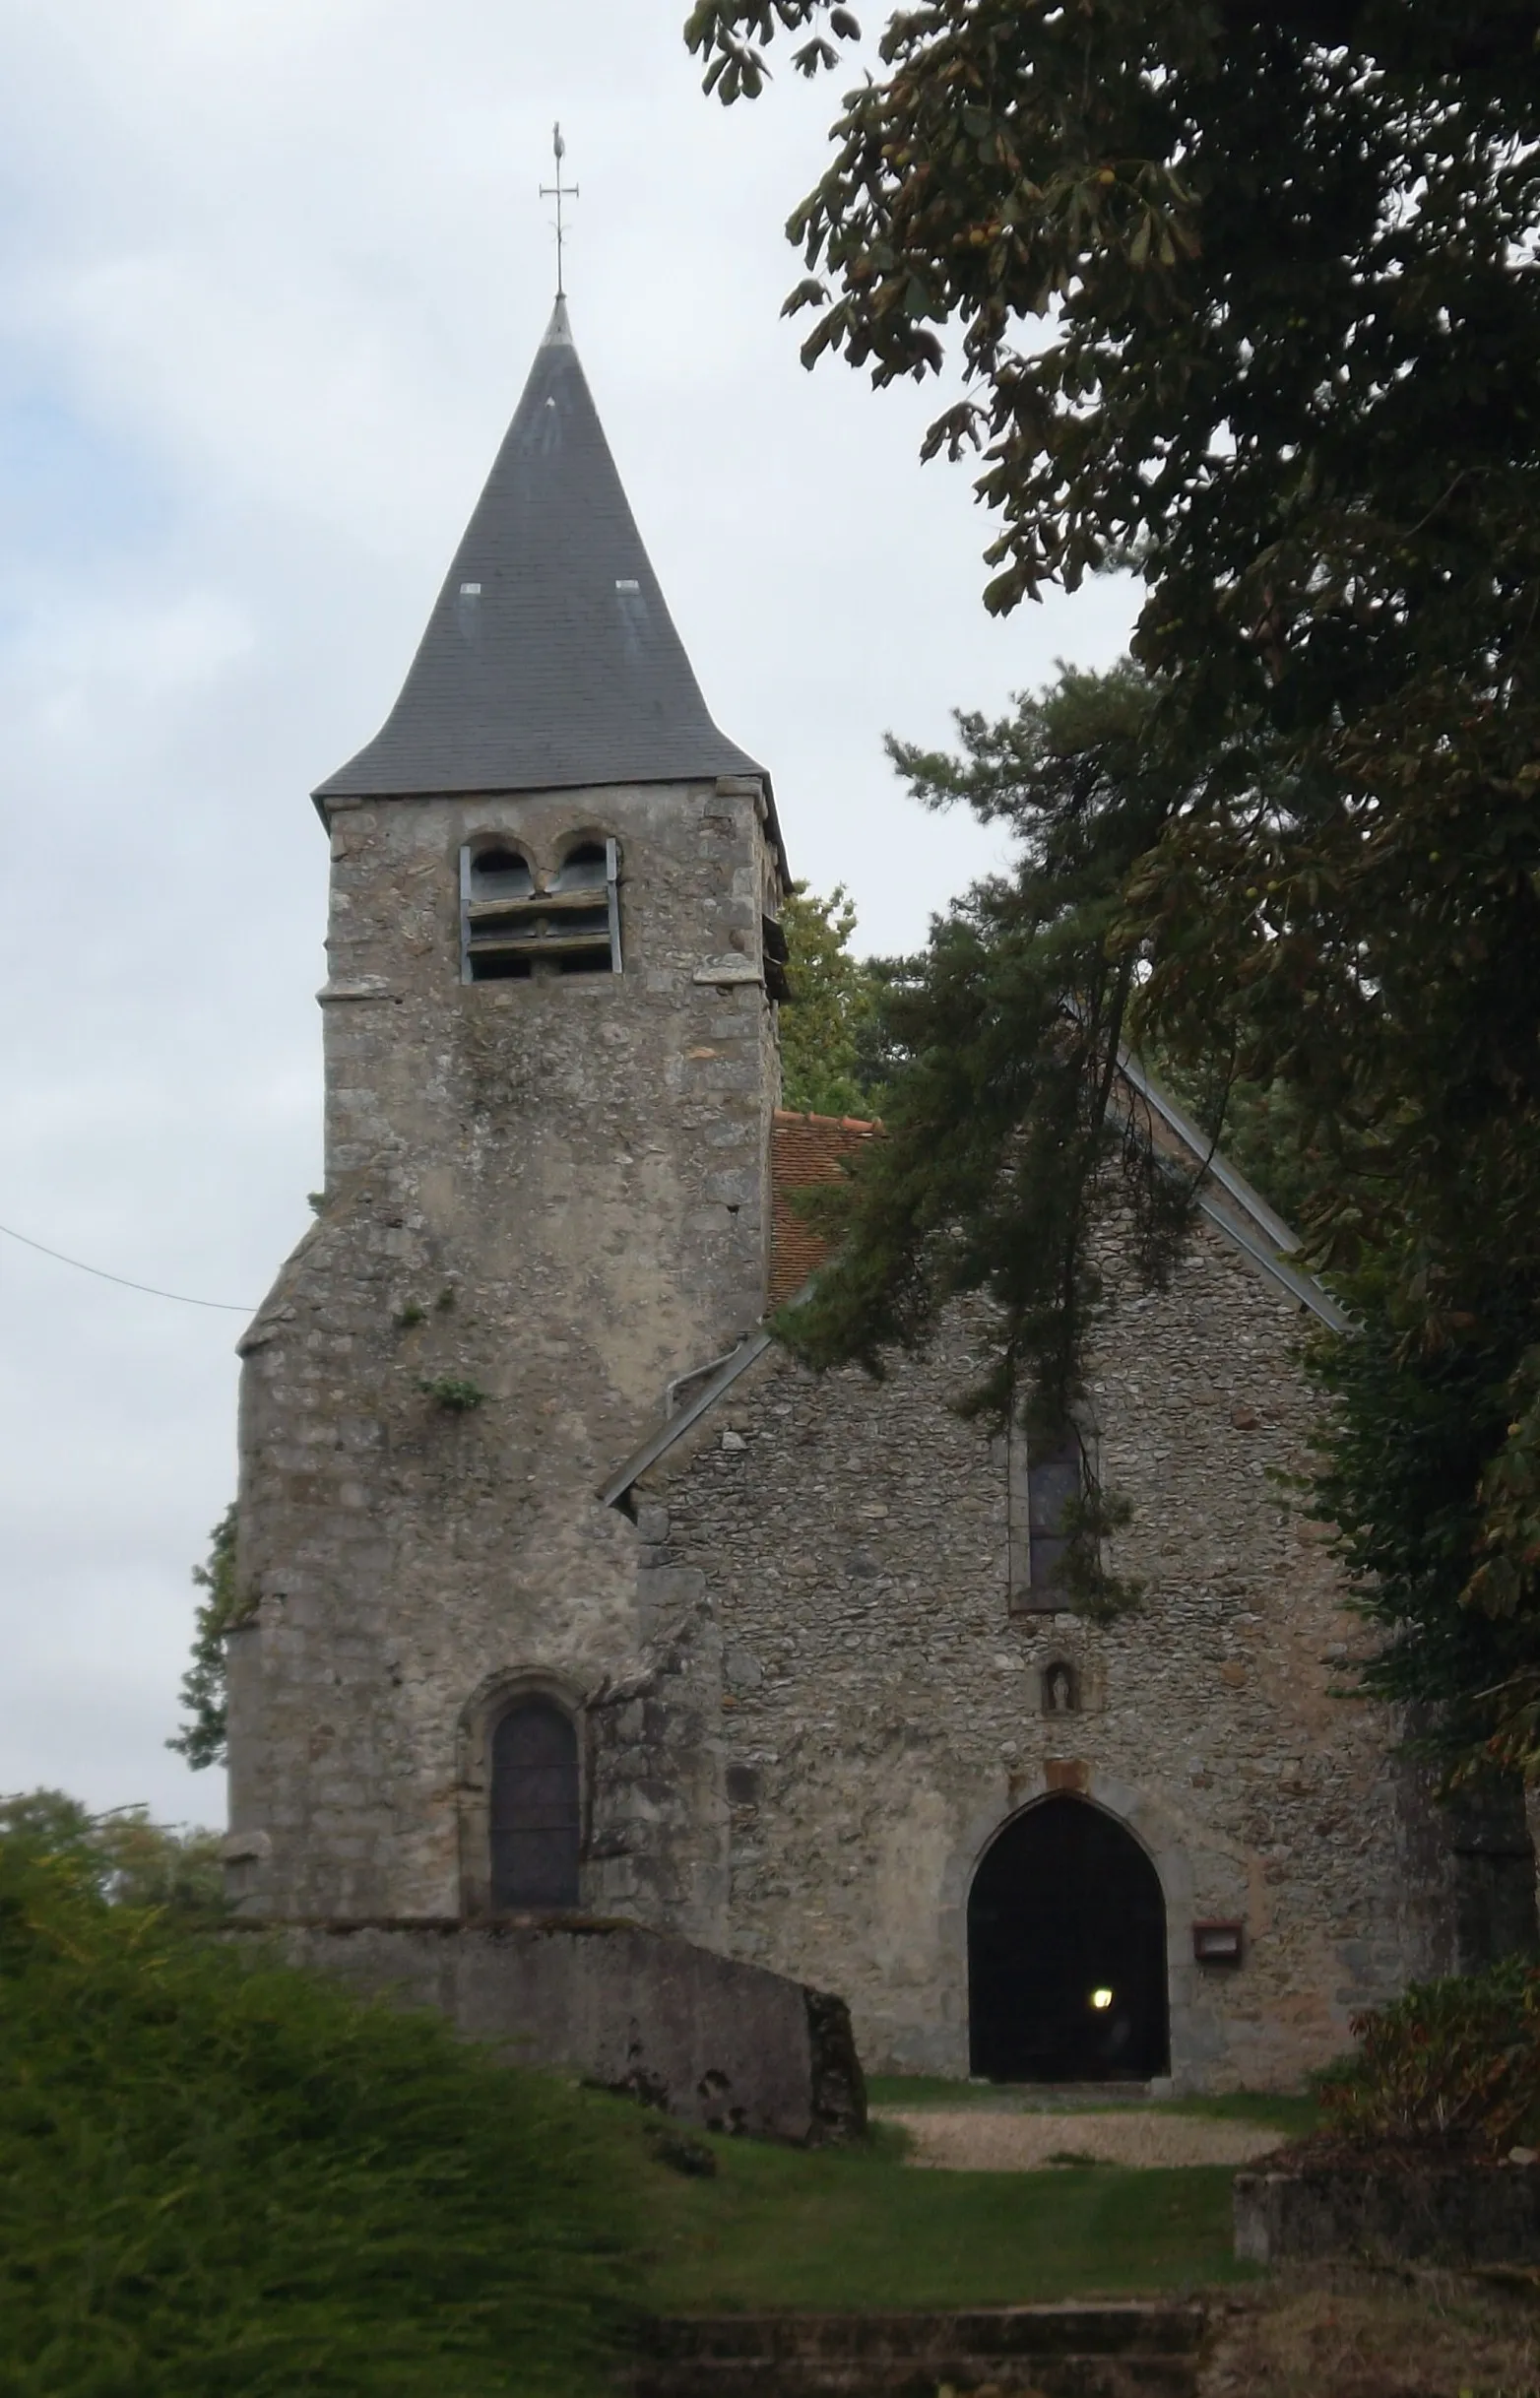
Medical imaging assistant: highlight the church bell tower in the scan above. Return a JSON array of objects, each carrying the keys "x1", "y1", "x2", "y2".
[{"x1": 225, "y1": 299, "x2": 789, "y2": 1927}]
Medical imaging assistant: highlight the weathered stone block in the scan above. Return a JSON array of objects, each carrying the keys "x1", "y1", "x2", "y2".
[{"x1": 636, "y1": 1566, "x2": 707, "y2": 1614}]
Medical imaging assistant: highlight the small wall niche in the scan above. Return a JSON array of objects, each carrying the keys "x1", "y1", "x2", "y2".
[{"x1": 1040, "y1": 1659, "x2": 1081, "y2": 1717}]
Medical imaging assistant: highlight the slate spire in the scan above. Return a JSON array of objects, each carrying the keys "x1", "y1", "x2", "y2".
[{"x1": 314, "y1": 301, "x2": 766, "y2": 804}]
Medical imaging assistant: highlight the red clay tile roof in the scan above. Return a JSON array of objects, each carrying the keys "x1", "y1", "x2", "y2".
[{"x1": 769, "y1": 1108, "x2": 881, "y2": 1309}]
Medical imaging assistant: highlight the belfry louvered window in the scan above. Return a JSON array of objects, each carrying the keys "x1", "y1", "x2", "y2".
[{"x1": 461, "y1": 837, "x2": 621, "y2": 981}]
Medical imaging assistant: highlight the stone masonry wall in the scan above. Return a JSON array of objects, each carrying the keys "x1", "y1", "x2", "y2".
[
  {"x1": 227, "y1": 772, "x2": 782, "y2": 1926},
  {"x1": 633, "y1": 1214, "x2": 1435, "y2": 2089}
]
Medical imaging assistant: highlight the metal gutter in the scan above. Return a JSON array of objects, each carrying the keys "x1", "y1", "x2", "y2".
[
  {"x1": 1111, "y1": 1051, "x2": 1348, "y2": 1329},
  {"x1": 1116, "y1": 1049, "x2": 1300, "y2": 1256},
  {"x1": 1192, "y1": 1190, "x2": 1349, "y2": 1331}
]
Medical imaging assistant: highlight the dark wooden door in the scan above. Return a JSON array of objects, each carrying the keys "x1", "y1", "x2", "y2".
[
  {"x1": 967, "y1": 1796, "x2": 1169, "y2": 2081},
  {"x1": 489, "y1": 1700, "x2": 580, "y2": 1910}
]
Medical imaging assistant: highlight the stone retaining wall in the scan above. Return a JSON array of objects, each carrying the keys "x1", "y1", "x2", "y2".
[
  {"x1": 1234, "y1": 2161, "x2": 1540, "y2": 2265},
  {"x1": 259, "y1": 1914, "x2": 865, "y2": 2145}
]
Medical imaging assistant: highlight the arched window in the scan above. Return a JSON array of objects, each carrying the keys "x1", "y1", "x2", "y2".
[
  {"x1": 550, "y1": 840, "x2": 609, "y2": 892},
  {"x1": 489, "y1": 1699, "x2": 580, "y2": 1910},
  {"x1": 545, "y1": 838, "x2": 619, "y2": 974},
  {"x1": 469, "y1": 845, "x2": 535, "y2": 904},
  {"x1": 461, "y1": 841, "x2": 537, "y2": 981}
]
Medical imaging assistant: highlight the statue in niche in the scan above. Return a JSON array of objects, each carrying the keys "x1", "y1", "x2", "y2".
[{"x1": 1042, "y1": 1660, "x2": 1079, "y2": 1716}]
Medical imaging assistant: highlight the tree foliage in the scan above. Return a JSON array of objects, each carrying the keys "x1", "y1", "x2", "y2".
[
  {"x1": 781, "y1": 666, "x2": 1199, "y2": 1616},
  {"x1": 781, "y1": 657, "x2": 1540, "y2": 1757},
  {"x1": 691, "y1": 0, "x2": 1540, "y2": 1770},
  {"x1": 685, "y1": 0, "x2": 1540, "y2": 1264},
  {"x1": 779, "y1": 882, "x2": 888, "y2": 1118},
  {"x1": 688, "y1": 0, "x2": 1540, "y2": 726},
  {"x1": 0, "y1": 1835, "x2": 633, "y2": 2395},
  {"x1": 1302, "y1": 1268, "x2": 1540, "y2": 1780},
  {"x1": 0, "y1": 1788, "x2": 224, "y2": 1917},
  {"x1": 169, "y1": 1502, "x2": 244, "y2": 1772}
]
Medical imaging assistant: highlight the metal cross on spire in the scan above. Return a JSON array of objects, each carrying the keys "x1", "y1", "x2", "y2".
[{"x1": 541, "y1": 122, "x2": 579, "y2": 300}]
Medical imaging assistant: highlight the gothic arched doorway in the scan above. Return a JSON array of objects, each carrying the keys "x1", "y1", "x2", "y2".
[
  {"x1": 967, "y1": 1796, "x2": 1170, "y2": 2081},
  {"x1": 489, "y1": 1698, "x2": 580, "y2": 1910}
]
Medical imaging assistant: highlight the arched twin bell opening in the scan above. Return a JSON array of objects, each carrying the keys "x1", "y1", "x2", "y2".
[{"x1": 461, "y1": 836, "x2": 619, "y2": 982}]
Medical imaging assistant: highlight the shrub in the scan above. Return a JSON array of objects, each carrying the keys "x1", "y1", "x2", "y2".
[
  {"x1": 1318, "y1": 1960, "x2": 1540, "y2": 2157},
  {"x1": 418, "y1": 1376, "x2": 486, "y2": 1412},
  {"x1": 0, "y1": 1839, "x2": 634, "y2": 2395}
]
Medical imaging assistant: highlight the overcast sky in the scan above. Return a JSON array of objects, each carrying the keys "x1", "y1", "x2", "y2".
[{"x1": 0, "y1": 0, "x2": 1134, "y2": 1830}]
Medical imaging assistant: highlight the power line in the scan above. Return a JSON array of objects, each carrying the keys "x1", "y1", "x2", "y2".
[{"x1": 0, "y1": 1218, "x2": 255, "y2": 1312}]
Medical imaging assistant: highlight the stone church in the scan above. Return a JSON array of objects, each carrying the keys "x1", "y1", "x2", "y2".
[{"x1": 225, "y1": 298, "x2": 1478, "y2": 2092}]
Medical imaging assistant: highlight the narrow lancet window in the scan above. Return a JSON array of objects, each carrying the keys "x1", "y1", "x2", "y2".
[
  {"x1": 1008, "y1": 1428, "x2": 1083, "y2": 1612},
  {"x1": 489, "y1": 1698, "x2": 581, "y2": 1910},
  {"x1": 461, "y1": 836, "x2": 620, "y2": 980}
]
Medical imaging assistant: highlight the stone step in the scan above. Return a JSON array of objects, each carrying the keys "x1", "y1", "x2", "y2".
[
  {"x1": 630, "y1": 2360, "x2": 1198, "y2": 2397},
  {"x1": 628, "y1": 2305, "x2": 1206, "y2": 2398}
]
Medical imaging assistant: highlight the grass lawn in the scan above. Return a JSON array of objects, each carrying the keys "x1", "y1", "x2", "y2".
[
  {"x1": 1156, "y1": 2089, "x2": 1319, "y2": 2138},
  {"x1": 635, "y1": 2119, "x2": 1258, "y2": 2314}
]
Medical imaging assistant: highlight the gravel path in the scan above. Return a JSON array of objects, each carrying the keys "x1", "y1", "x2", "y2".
[{"x1": 876, "y1": 2106, "x2": 1287, "y2": 2171}]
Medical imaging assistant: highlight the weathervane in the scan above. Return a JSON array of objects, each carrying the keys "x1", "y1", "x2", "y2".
[{"x1": 541, "y1": 122, "x2": 579, "y2": 300}]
